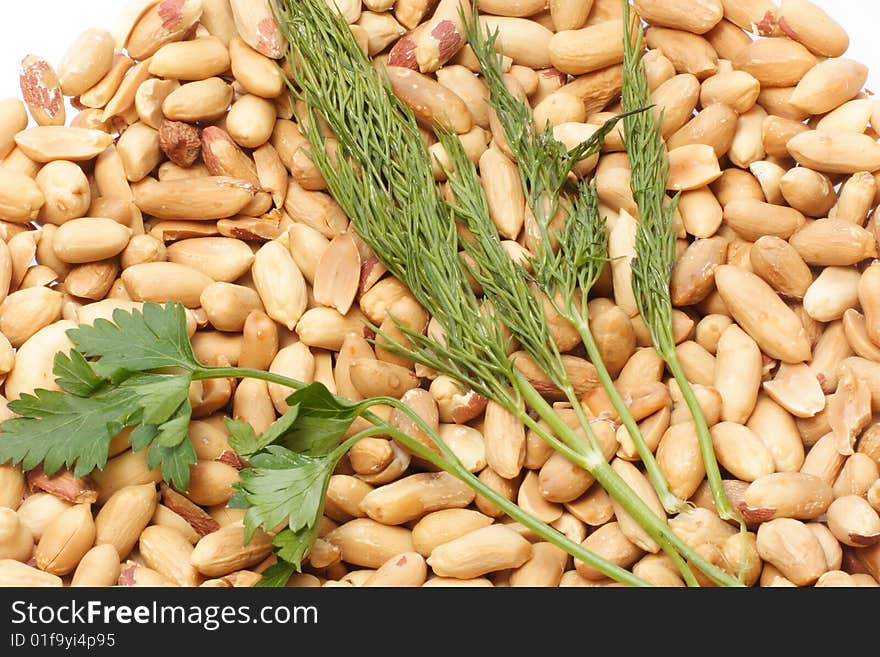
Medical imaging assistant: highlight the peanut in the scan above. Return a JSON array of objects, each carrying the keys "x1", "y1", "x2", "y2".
[
  {"x1": 756, "y1": 518, "x2": 828, "y2": 586},
  {"x1": 427, "y1": 524, "x2": 532, "y2": 579},
  {"x1": 35, "y1": 503, "x2": 96, "y2": 576},
  {"x1": 95, "y1": 483, "x2": 158, "y2": 559},
  {"x1": 71, "y1": 544, "x2": 121, "y2": 587},
  {"x1": 191, "y1": 525, "x2": 274, "y2": 577}
]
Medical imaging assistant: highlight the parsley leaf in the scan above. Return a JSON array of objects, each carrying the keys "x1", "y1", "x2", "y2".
[
  {"x1": 228, "y1": 384, "x2": 365, "y2": 462},
  {"x1": 68, "y1": 302, "x2": 200, "y2": 375},
  {"x1": 0, "y1": 364, "x2": 195, "y2": 484},
  {"x1": 225, "y1": 405, "x2": 300, "y2": 462},
  {"x1": 0, "y1": 303, "x2": 206, "y2": 489},
  {"x1": 53, "y1": 349, "x2": 104, "y2": 396},
  {"x1": 234, "y1": 444, "x2": 343, "y2": 571},
  {"x1": 147, "y1": 427, "x2": 197, "y2": 491},
  {"x1": 229, "y1": 382, "x2": 375, "y2": 577},
  {"x1": 224, "y1": 419, "x2": 260, "y2": 460},
  {"x1": 272, "y1": 528, "x2": 319, "y2": 576},
  {"x1": 256, "y1": 560, "x2": 297, "y2": 588},
  {"x1": 2, "y1": 387, "x2": 128, "y2": 477},
  {"x1": 278, "y1": 384, "x2": 369, "y2": 456}
]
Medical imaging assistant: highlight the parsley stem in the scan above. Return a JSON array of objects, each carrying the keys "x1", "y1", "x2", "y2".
[
  {"x1": 371, "y1": 416, "x2": 651, "y2": 587},
  {"x1": 198, "y1": 365, "x2": 652, "y2": 585},
  {"x1": 333, "y1": 426, "x2": 391, "y2": 460},
  {"x1": 192, "y1": 367, "x2": 302, "y2": 386}
]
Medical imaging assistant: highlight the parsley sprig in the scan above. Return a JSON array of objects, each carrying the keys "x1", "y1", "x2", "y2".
[{"x1": 0, "y1": 303, "x2": 660, "y2": 586}]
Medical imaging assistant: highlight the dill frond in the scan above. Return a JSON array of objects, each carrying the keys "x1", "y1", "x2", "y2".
[{"x1": 621, "y1": 1, "x2": 738, "y2": 522}]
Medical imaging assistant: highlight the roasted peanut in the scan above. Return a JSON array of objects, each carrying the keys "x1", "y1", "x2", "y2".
[
  {"x1": 95, "y1": 484, "x2": 158, "y2": 558},
  {"x1": 71, "y1": 544, "x2": 121, "y2": 587},
  {"x1": 427, "y1": 524, "x2": 532, "y2": 579},
  {"x1": 325, "y1": 519, "x2": 415, "y2": 569},
  {"x1": 191, "y1": 525, "x2": 273, "y2": 577},
  {"x1": 35, "y1": 503, "x2": 95, "y2": 576}
]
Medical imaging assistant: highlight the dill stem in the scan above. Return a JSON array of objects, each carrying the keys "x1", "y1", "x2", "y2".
[
  {"x1": 376, "y1": 421, "x2": 650, "y2": 587},
  {"x1": 514, "y1": 370, "x2": 743, "y2": 588},
  {"x1": 197, "y1": 365, "x2": 651, "y2": 586},
  {"x1": 618, "y1": 0, "x2": 739, "y2": 533},
  {"x1": 569, "y1": 312, "x2": 689, "y2": 515},
  {"x1": 558, "y1": 380, "x2": 698, "y2": 586},
  {"x1": 664, "y1": 354, "x2": 742, "y2": 524}
]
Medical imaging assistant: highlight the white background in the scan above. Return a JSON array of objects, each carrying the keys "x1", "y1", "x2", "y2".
[{"x1": 0, "y1": 1, "x2": 877, "y2": 99}]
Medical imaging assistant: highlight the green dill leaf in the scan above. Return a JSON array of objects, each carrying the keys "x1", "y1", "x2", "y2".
[
  {"x1": 553, "y1": 179, "x2": 609, "y2": 300},
  {"x1": 437, "y1": 129, "x2": 567, "y2": 387},
  {"x1": 277, "y1": 0, "x2": 517, "y2": 405},
  {"x1": 53, "y1": 349, "x2": 105, "y2": 396},
  {"x1": 255, "y1": 559, "x2": 297, "y2": 588},
  {"x1": 621, "y1": 1, "x2": 677, "y2": 353},
  {"x1": 620, "y1": 2, "x2": 735, "y2": 522},
  {"x1": 462, "y1": 4, "x2": 613, "y2": 258},
  {"x1": 68, "y1": 302, "x2": 200, "y2": 375},
  {"x1": 235, "y1": 445, "x2": 341, "y2": 550}
]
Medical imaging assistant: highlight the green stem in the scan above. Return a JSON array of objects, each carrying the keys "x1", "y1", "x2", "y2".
[
  {"x1": 205, "y1": 364, "x2": 741, "y2": 586},
  {"x1": 516, "y1": 394, "x2": 697, "y2": 587},
  {"x1": 198, "y1": 365, "x2": 651, "y2": 586},
  {"x1": 194, "y1": 367, "x2": 307, "y2": 387},
  {"x1": 558, "y1": 382, "x2": 698, "y2": 587},
  {"x1": 516, "y1": 371, "x2": 743, "y2": 588},
  {"x1": 571, "y1": 313, "x2": 689, "y2": 515},
  {"x1": 334, "y1": 426, "x2": 389, "y2": 458},
  {"x1": 369, "y1": 394, "x2": 587, "y2": 469},
  {"x1": 364, "y1": 397, "x2": 680, "y2": 586},
  {"x1": 664, "y1": 354, "x2": 741, "y2": 524},
  {"x1": 374, "y1": 418, "x2": 650, "y2": 587},
  {"x1": 202, "y1": 365, "x2": 740, "y2": 585},
  {"x1": 524, "y1": 375, "x2": 698, "y2": 586}
]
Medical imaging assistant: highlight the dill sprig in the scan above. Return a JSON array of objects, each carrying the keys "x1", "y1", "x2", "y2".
[
  {"x1": 276, "y1": 0, "x2": 742, "y2": 587},
  {"x1": 621, "y1": 1, "x2": 738, "y2": 522},
  {"x1": 462, "y1": 4, "x2": 612, "y2": 260},
  {"x1": 437, "y1": 130, "x2": 568, "y2": 389},
  {"x1": 550, "y1": 183, "x2": 689, "y2": 514},
  {"x1": 550, "y1": 183, "x2": 607, "y2": 300},
  {"x1": 438, "y1": 134, "x2": 718, "y2": 586},
  {"x1": 274, "y1": 0, "x2": 654, "y2": 581},
  {"x1": 275, "y1": 0, "x2": 514, "y2": 405},
  {"x1": 464, "y1": 6, "x2": 686, "y2": 514}
]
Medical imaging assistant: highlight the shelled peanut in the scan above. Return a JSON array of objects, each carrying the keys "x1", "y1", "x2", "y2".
[{"x1": 1, "y1": 0, "x2": 880, "y2": 588}]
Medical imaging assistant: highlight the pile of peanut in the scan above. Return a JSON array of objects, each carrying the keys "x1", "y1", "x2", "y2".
[{"x1": 0, "y1": 0, "x2": 879, "y2": 588}]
